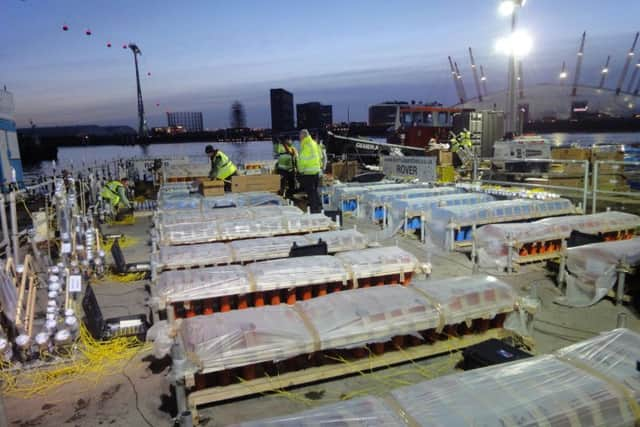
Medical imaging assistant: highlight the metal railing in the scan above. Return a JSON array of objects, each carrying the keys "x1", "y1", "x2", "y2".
[
  {"x1": 592, "y1": 160, "x2": 640, "y2": 214},
  {"x1": 473, "y1": 157, "x2": 590, "y2": 212}
]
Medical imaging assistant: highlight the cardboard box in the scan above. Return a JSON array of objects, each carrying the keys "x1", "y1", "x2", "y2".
[
  {"x1": 551, "y1": 147, "x2": 591, "y2": 161},
  {"x1": 231, "y1": 174, "x2": 280, "y2": 193},
  {"x1": 591, "y1": 149, "x2": 624, "y2": 161},
  {"x1": 548, "y1": 178, "x2": 583, "y2": 188},
  {"x1": 426, "y1": 150, "x2": 453, "y2": 165},
  {"x1": 199, "y1": 179, "x2": 225, "y2": 196},
  {"x1": 331, "y1": 161, "x2": 358, "y2": 182},
  {"x1": 550, "y1": 163, "x2": 587, "y2": 177},
  {"x1": 596, "y1": 174, "x2": 628, "y2": 192}
]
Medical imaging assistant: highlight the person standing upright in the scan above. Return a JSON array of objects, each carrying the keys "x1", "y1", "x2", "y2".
[
  {"x1": 297, "y1": 129, "x2": 322, "y2": 213},
  {"x1": 274, "y1": 137, "x2": 298, "y2": 199}
]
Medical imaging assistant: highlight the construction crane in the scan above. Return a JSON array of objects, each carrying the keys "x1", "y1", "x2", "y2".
[
  {"x1": 468, "y1": 47, "x2": 483, "y2": 102},
  {"x1": 128, "y1": 43, "x2": 148, "y2": 138},
  {"x1": 571, "y1": 32, "x2": 586, "y2": 97},
  {"x1": 615, "y1": 32, "x2": 639, "y2": 95}
]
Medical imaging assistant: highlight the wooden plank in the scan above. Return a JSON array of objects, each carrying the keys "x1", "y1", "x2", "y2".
[{"x1": 188, "y1": 329, "x2": 509, "y2": 410}]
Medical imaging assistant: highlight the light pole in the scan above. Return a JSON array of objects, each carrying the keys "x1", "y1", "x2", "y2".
[
  {"x1": 128, "y1": 43, "x2": 148, "y2": 138},
  {"x1": 497, "y1": 0, "x2": 529, "y2": 137}
]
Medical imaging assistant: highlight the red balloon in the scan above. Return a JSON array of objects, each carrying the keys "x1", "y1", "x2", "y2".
[
  {"x1": 122, "y1": 44, "x2": 128, "y2": 49},
  {"x1": 156, "y1": 103, "x2": 160, "y2": 107},
  {"x1": 106, "y1": 42, "x2": 112, "y2": 48},
  {"x1": 85, "y1": 29, "x2": 92, "y2": 36},
  {"x1": 147, "y1": 72, "x2": 151, "y2": 76},
  {"x1": 62, "y1": 25, "x2": 69, "y2": 31}
]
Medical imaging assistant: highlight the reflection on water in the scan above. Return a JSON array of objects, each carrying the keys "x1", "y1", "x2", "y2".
[{"x1": 543, "y1": 132, "x2": 640, "y2": 147}]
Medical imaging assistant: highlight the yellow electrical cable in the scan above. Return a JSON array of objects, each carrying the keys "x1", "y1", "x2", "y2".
[{"x1": 0, "y1": 323, "x2": 150, "y2": 398}]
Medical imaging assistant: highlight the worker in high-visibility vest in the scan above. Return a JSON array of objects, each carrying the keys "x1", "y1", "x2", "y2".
[
  {"x1": 297, "y1": 129, "x2": 323, "y2": 213},
  {"x1": 450, "y1": 129, "x2": 473, "y2": 153},
  {"x1": 274, "y1": 137, "x2": 298, "y2": 199},
  {"x1": 100, "y1": 178, "x2": 132, "y2": 217},
  {"x1": 205, "y1": 145, "x2": 238, "y2": 192}
]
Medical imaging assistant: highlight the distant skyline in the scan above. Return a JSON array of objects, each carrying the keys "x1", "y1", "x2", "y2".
[{"x1": 2, "y1": 0, "x2": 639, "y2": 128}]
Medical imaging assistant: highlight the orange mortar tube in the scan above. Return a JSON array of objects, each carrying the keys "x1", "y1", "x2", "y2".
[
  {"x1": 270, "y1": 291, "x2": 281, "y2": 305},
  {"x1": 286, "y1": 289, "x2": 296, "y2": 304},
  {"x1": 254, "y1": 292, "x2": 265, "y2": 307},
  {"x1": 301, "y1": 286, "x2": 312, "y2": 300},
  {"x1": 220, "y1": 296, "x2": 231, "y2": 312},
  {"x1": 237, "y1": 295, "x2": 249, "y2": 309},
  {"x1": 203, "y1": 299, "x2": 214, "y2": 315},
  {"x1": 317, "y1": 284, "x2": 327, "y2": 297}
]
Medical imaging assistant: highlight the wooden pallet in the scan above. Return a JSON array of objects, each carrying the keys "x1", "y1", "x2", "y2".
[{"x1": 187, "y1": 328, "x2": 512, "y2": 424}]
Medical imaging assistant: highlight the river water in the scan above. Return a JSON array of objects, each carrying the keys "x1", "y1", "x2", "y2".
[{"x1": 23, "y1": 132, "x2": 640, "y2": 182}]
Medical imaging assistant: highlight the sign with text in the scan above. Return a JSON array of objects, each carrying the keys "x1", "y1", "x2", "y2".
[{"x1": 381, "y1": 156, "x2": 437, "y2": 181}]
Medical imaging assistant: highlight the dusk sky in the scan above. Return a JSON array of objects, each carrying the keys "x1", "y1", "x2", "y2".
[{"x1": 2, "y1": 0, "x2": 639, "y2": 128}]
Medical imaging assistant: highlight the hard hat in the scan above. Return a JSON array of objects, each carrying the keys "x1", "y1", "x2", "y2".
[{"x1": 205, "y1": 145, "x2": 215, "y2": 154}]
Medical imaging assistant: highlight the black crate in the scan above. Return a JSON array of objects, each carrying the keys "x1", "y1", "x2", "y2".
[{"x1": 462, "y1": 338, "x2": 532, "y2": 370}]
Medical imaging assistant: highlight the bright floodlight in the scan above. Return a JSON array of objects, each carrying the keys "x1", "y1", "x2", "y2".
[
  {"x1": 498, "y1": 0, "x2": 516, "y2": 16},
  {"x1": 495, "y1": 29, "x2": 533, "y2": 57},
  {"x1": 559, "y1": 71, "x2": 568, "y2": 79},
  {"x1": 602, "y1": 68, "x2": 609, "y2": 74}
]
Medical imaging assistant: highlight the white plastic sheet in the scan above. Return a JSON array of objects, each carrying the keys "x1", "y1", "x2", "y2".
[
  {"x1": 335, "y1": 247, "x2": 421, "y2": 281},
  {"x1": 156, "y1": 206, "x2": 302, "y2": 227},
  {"x1": 476, "y1": 212, "x2": 640, "y2": 270},
  {"x1": 157, "y1": 214, "x2": 336, "y2": 245},
  {"x1": 412, "y1": 275, "x2": 516, "y2": 327},
  {"x1": 560, "y1": 237, "x2": 640, "y2": 307},
  {"x1": 152, "y1": 229, "x2": 369, "y2": 271},
  {"x1": 362, "y1": 186, "x2": 461, "y2": 220},
  {"x1": 157, "y1": 191, "x2": 285, "y2": 213},
  {"x1": 429, "y1": 198, "x2": 575, "y2": 249},
  {"x1": 234, "y1": 328, "x2": 640, "y2": 427},
  {"x1": 388, "y1": 193, "x2": 495, "y2": 231},
  {"x1": 153, "y1": 246, "x2": 420, "y2": 306}
]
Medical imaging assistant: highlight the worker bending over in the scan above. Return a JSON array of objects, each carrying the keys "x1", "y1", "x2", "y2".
[
  {"x1": 297, "y1": 129, "x2": 323, "y2": 213},
  {"x1": 100, "y1": 177, "x2": 132, "y2": 218},
  {"x1": 205, "y1": 145, "x2": 237, "y2": 192},
  {"x1": 275, "y1": 137, "x2": 298, "y2": 199}
]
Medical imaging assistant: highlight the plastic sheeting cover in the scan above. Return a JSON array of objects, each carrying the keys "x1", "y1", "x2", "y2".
[
  {"x1": 393, "y1": 354, "x2": 637, "y2": 426},
  {"x1": 388, "y1": 193, "x2": 495, "y2": 231},
  {"x1": 176, "y1": 285, "x2": 439, "y2": 373},
  {"x1": 156, "y1": 265, "x2": 250, "y2": 303},
  {"x1": 152, "y1": 229, "x2": 369, "y2": 270},
  {"x1": 412, "y1": 275, "x2": 516, "y2": 326},
  {"x1": 335, "y1": 246, "x2": 421, "y2": 279},
  {"x1": 157, "y1": 205, "x2": 302, "y2": 227},
  {"x1": 230, "y1": 396, "x2": 405, "y2": 427},
  {"x1": 557, "y1": 328, "x2": 640, "y2": 394},
  {"x1": 180, "y1": 305, "x2": 312, "y2": 373},
  {"x1": 234, "y1": 328, "x2": 640, "y2": 427},
  {"x1": 298, "y1": 285, "x2": 439, "y2": 350},
  {"x1": 429, "y1": 198, "x2": 575, "y2": 249},
  {"x1": 158, "y1": 214, "x2": 335, "y2": 245},
  {"x1": 362, "y1": 187, "x2": 461, "y2": 220},
  {"x1": 476, "y1": 212, "x2": 640, "y2": 270},
  {"x1": 245, "y1": 255, "x2": 349, "y2": 288},
  {"x1": 560, "y1": 237, "x2": 640, "y2": 307}
]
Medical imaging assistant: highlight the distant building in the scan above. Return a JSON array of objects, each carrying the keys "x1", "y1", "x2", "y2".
[
  {"x1": 166, "y1": 112, "x2": 204, "y2": 132},
  {"x1": 270, "y1": 89, "x2": 295, "y2": 132},
  {"x1": 296, "y1": 102, "x2": 332, "y2": 129}
]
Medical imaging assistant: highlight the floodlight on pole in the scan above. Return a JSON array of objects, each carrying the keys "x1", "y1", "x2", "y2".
[{"x1": 496, "y1": 0, "x2": 527, "y2": 136}]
